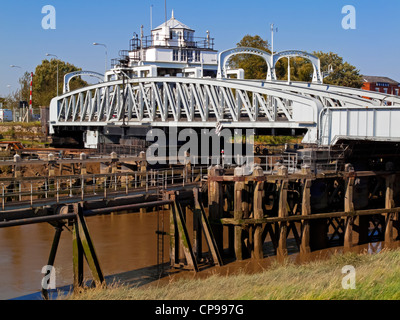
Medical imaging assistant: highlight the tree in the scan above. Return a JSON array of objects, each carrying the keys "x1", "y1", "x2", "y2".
[
  {"x1": 314, "y1": 51, "x2": 363, "y2": 88},
  {"x1": 229, "y1": 35, "x2": 271, "y2": 79},
  {"x1": 33, "y1": 59, "x2": 89, "y2": 107}
]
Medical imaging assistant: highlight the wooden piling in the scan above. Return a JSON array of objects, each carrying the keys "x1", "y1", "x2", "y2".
[
  {"x1": 277, "y1": 166, "x2": 288, "y2": 258},
  {"x1": 252, "y1": 166, "x2": 264, "y2": 259},
  {"x1": 385, "y1": 174, "x2": 396, "y2": 245},
  {"x1": 300, "y1": 179, "x2": 312, "y2": 255},
  {"x1": 234, "y1": 166, "x2": 245, "y2": 260},
  {"x1": 344, "y1": 173, "x2": 355, "y2": 250},
  {"x1": 208, "y1": 165, "x2": 224, "y2": 254}
]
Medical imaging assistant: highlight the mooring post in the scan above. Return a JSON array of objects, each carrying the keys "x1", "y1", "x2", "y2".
[
  {"x1": 277, "y1": 165, "x2": 288, "y2": 258},
  {"x1": 208, "y1": 165, "x2": 224, "y2": 254},
  {"x1": 252, "y1": 166, "x2": 264, "y2": 260},
  {"x1": 80, "y1": 153, "x2": 87, "y2": 175},
  {"x1": 184, "y1": 151, "x2": 191, "y2": 183},
  {"x1": 13, "y1": 154, "x2": 21, "y2": 178},
  {"x1": 344, "y1": 164, "x2": 355, "y2": 250},
  {"x1": 234, "y1": 166, "x2": 245, "y2": 260},
  {"x1": 300, "y1": 178, "x2": 312, "y2": 255},
  {"x1": 139, "y1": 151, "x2": 147, "y2": 188},
  {"x1": 385, "y1": 174, "x2": 397, "y2": 245}
]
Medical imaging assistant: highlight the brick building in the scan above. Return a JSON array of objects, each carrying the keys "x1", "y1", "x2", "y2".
[{"x1": 362, "y1": 75, "x2": 400, "y2": 96}]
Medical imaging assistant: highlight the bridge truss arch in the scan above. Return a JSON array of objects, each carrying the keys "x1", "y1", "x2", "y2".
[
  {"x1": 63, "y1": 71, "x2": 105, "y2": 94},
  {"x1": 50, "y1": 75, "x2": 400, "y2": 147},
  {"x1": 217, "y1": 47, "x2": 272, "y2": 80},
  {"x1": 272, "y1": 50, "x2": 323, "y2": 84}
]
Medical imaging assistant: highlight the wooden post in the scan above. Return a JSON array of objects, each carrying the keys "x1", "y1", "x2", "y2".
[
  {"x1": 277, "y1": 166, "x2": 288, "y2": 258},
  {"x1": 74, "y1": 203, "x2": 105, "y2": 286},
  {"x1": 139, "y1": 151, "x2": 147, "y2": 188},
  {"x1": 253, "y1": 166, "x2": 264, "y2": 259},
  {"x1": 80, "y1": 153, "x2": 87, "y2": 175},
  {"x1": 234, "y1": 166, "x2": 245, "y2": 260},
  {"x1": 72, "y1": 218, "x2": 84, "y2": 289},
  {"x1": 169, "y1": 194, "x2": 179, "y2": 267},
  {"x1": 42, "y1": 226, "x2": 63, "y2": 300},
  {"x1": 300, "y1": 179, "x2": 312, "y2": 255},
  {"x1": 193, "y1": 188, "x2": 223, "y2": 266},
  {"x1": 208, "y1": 165, "x2": 224, "y2": 254},
  {"x1": 192, "y1": 188, "x2": 202, "y2": 261},
  {"x1": 169, "y1": 197, "x2": 199, "y2": 272},
  {"x1": 385, "y1": 174, "x2": 396, "y2": 245},
  {"x1": 344, "y1": 167, "x2": 355, "y2": 249}
]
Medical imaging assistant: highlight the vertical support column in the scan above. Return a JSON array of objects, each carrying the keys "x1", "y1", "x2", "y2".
[
  {"x1": 74, "y1": 203, "x2": 105, "y2": 286},
  {"x1": 72, "y1": 217, "x2": 84, "y2": 289},
  {"x1": 277, "y1": 166, "x2": 288, "y2": 258},
  {"x1": 234, "y1": 166, "x2": 245, "y2": 261},
  {"x1": 192, "y1": 188, "x2": 202, "y2": 261},
  {"x1": 169, "y1": 193, "x2": 179, "y2": 268},
  {"x1": 208, "y1": 165, "x2": 224, "y2": 254},
  {"x1": 139, "y1": 151, "x2": 147, "y2": 188},
  {"x1": 48, "y1": 153, "x2": 56, "y2": 177},
  {"x1": 300, "y1": 179, "x2": 312, "y2": 255},
  {"x1": 42, "y1": 225, "x2": 63, "y2": 300},
  {"x1": 184, "y1": 151, "x2": 191, "y2": 183},
  {"x1": 344, "y1": 165, "x2": 355, "y2": 250},
  {"x1": 253, "y1": 166, "x2": 264, "y2": 260},
  {"x1": 110, "y1": 152, "x2": 118, "y2": 174},
  {"x1": 80, "y1": 153, "x2": 87, "y2": 175},
  {"x1": 385, "y1": 174, "x2": 396, "y2": 245}
]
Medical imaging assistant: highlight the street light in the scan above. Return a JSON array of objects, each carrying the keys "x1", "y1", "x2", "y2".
[
  {"x1": 46, "y1": 53, "x2": 59, "y2": 96},
  {"x1": 10, "y1": 65, "x2": 23, "y2": 103},
  {"x1": 93, "y1": 42, "x2": 108, "y2": 74}
]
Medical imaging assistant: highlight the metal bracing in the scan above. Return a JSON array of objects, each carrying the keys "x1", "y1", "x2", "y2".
[
  {"x1": 50, "y1": 77, "x2": 322, "y2": 141},
  {"x1": 50, "y1": 76, "x2": 400, "y2": 146}
]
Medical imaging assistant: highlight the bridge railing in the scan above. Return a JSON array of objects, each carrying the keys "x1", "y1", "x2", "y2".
[{"x1": 0, "y1": 167, "x2": 208, "y2": 211}]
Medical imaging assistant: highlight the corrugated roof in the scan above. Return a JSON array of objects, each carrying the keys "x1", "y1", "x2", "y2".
[{"x1": 363, "y1": 75, "x2": 399, "y2": 84}]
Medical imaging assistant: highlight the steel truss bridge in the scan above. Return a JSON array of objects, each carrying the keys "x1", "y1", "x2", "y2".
[{"x1": 50, "y1": 67, "x2": 400, "y2": 147}]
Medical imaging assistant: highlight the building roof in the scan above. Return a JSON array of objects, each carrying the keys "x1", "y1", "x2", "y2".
[
  {"x1": 153, "y1": 11, "x2": 194, "y2": 31},
  {"x1": 363, "y1": 75, "x2": 399, "y2": 85}
]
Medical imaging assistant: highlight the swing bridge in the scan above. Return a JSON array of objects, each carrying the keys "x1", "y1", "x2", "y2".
[
  {"x1": 49, "y1": 47, "x2": 400, "y2": 148},
  {"x1": 4, "y1": 46, "x2": 400, "y2": 299}
]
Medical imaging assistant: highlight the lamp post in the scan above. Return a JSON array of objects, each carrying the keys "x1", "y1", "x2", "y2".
[
  {"x1": 10, "y1": 65, "x2": 22, "y2": 101},
  {"x1": 46, "y1": 54, "x2": 59, "y2": 96},
  {"x1": 93, "y1": 43, "x2": 108, "y2": 74}
]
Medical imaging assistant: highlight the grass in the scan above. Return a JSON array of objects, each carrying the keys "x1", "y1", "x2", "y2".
[
  {"x1": 65, "y1": 248, "x2": 400, "y2": 300},
  {"x1": 0, "y1": 121, "x2": 41, "y2": 128}
]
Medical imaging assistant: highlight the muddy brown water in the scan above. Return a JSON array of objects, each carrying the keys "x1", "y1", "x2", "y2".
[{"x1": 0, "y1": 210, "x2": 398, "y2": 300}]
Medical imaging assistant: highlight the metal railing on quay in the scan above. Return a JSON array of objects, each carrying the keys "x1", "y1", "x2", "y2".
[{"x1": 0, "y1": 167, "x2": 207, "y2": 211}]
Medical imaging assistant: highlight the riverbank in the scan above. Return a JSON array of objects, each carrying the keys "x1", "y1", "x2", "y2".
[{"x1": 65, "y1": 248, "x2": 400, "y2": 300}]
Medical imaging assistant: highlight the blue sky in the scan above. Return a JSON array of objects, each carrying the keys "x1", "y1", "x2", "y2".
[{"x1": 0, "y1": 0, "x2": 399, "y2": 97}]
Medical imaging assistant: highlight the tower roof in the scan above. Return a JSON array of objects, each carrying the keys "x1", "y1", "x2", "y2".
[{"x1": 153, "y1": 11, "x2": 194, "y2": 31}]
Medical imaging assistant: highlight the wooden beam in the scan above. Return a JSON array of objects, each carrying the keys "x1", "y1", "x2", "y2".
[
  {"x1": 175, "y1": 201, "x2": 199, "y2": 271},
  {"x1": 220, "y1": 207, "x2": 400, "y2": 225},
  {"x1": 193, "y1": 189, "x2": 223, "y2": 266}
]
